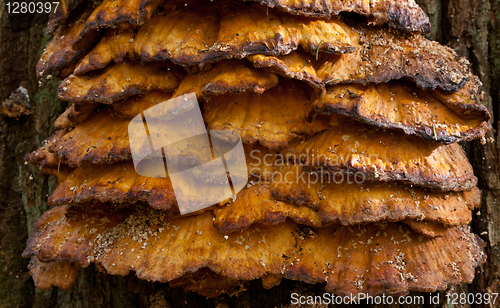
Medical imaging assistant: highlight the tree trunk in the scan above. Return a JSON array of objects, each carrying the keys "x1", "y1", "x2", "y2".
[
  {"x1": 0, "y1": 0, "x2": 498, "y2": 307},
  {"x1": 418, "y1": 1, "x2": 500, "y2": 307}
]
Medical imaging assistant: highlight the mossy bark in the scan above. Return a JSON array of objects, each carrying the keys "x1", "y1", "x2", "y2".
[
  {"x1": 0, "y1": 0, "x2": 499, "y2": 307},
  {"x1": 436, "y1": 1, "x2": 500, "y2": 306},
  {"x1": 0, "y1": 3, "x2": 52, "y2": 307}
]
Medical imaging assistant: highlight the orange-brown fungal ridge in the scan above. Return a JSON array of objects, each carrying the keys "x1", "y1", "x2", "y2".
[
  {"x1": 310, "y1": 79, "x2": 490, "y2": 144},
  {"x1": 58, "y1": 61, "x2": 184, "y2": 104},
  {"x1": 39, "y1": 79, "x2": 478, "y2": 210},
  {"x1": 214, "y1": 181, "x2": 475, "y2": 237},
  {"x1": 249, "y1": 25, "x2": 472, "y2": 93},
  {"x1": 29, "y1": 257, "x2": 80, "y2": 290},
  {"x1": 44, "y1": 159, "x2": 477, "y2": 235},
  {"x1": 23, "y1": 206, "x2": 485, "y2": 297},
  {"x1": 72, "y1": 0, "x2": 162, "y2": 51},
  {"x1": 284, "y1": 119, "x2": 477, "y2": 191},
  {"x1": 57, "y1": 4, "x2": 461, "y2": 91},
  {"x1": 46, "y1": 0, "x2": 431, "y2": 39},
  {"x1": 63, "y1": 58, "x2": 489, "y2": 143},
  {"x1": 245, "y1": 0, "x2": 431, "y2": 33},
  {"x1": 30, "y1": 256, "x2": 247, "y2": 298},
  {"x1": 46, "y1": 0, "x2": 85, "y2": 35},
  {"x1": 36, "y1": 0, "x2": 100, "y2": 79},
  {"x1": 285, "y1": 223, "x2": 485, "y2": 296},
  {"x1": 130, "y1": 2, "x2": 358, "y2": 69},
  {"x1": 270, "y1": 165, "x2": 479, "y2": 227}
]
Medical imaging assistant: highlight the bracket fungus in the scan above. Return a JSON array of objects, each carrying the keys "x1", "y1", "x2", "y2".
[{"x1": 26, "y1": 0, "x2": 489, "y2": 300}]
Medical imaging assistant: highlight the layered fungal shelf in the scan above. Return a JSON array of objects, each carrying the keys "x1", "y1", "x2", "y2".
[{"x1": 25, "y1": 0, "x2": 490, "y2": 299}]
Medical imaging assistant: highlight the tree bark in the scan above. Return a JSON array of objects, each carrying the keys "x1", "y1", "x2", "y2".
[
  {"x1": 420, "y1": 1, "x2": 500, "y2": 307},
  {"x1": 0, "y1": 0, "x2": 499, "y2": 307}
]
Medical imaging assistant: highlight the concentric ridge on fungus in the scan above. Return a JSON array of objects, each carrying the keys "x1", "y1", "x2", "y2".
[
  {"x1": 73, "y1": 0, "x2": 162, "y2": 50},
  {"x1": 59, "y1": 59, "x2": 490, "y2": 143},
  {"x1": 46, "y1": 0, "x2": 430, "y2": 38},
  {"x1": 36, "y1": 1, "x2": 99, "y2": 78},
  {"x1": 310, "y1": 78, "x2": 490, "y2": 144},
  {"x1": 130, "y1": 3, "x2": 358, "y2": 68},
  {"x1": 41, "y1": 0, "x2": 431, "y2": 76},
  {"x1": 285, "y1": 122, "x2": 477, "y2": 191},
  {"x1": 36, "y1": 97, "x2": 477, "y2": 192},
  {"x1": 43, "y1": 159, "x2": 478, "y2": 233},
  {"x1": 214, "y1": 181, "x2": 478, "y2": 236},
  {"x1": 29, "y1": 258, "x2": 248, "y2": 298},
  {"x1": 64, "y1": 7, "x2": 466, "y2": 92},
  {"x1": 245, "y1": 0, "x2": 431, "y2": 33},
  {"x1": 23, "y1": 206, "x2": 486, "y2": 296},
  {"x1": 45, "y1": 0, "x2": 85, "y2": 34},
  {"x1": 58, "y1": 61, "x2": 184, "y2": 104},
  {"x1": 269, "y1": 165, "x2": 479, "y2": 227},
  {"x1": 29, "y1": 257, "x2": 79, "y2": 290},
  {"x1": 248, "y1": 27, "x2": 472, "y2": 92}
]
